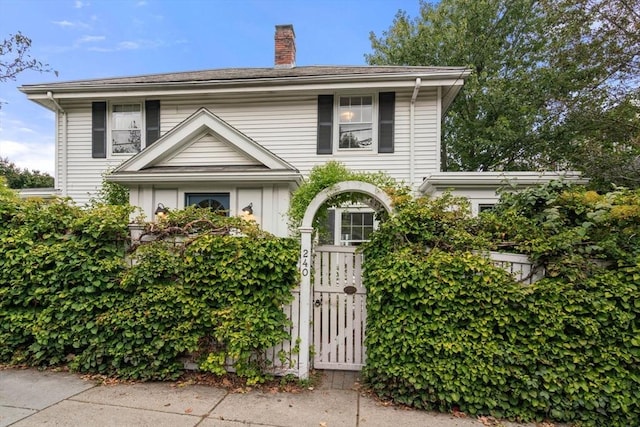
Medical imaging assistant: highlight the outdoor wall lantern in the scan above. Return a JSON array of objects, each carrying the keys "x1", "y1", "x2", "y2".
[
  {"x1": 241, "y1": 202, "x2": 256, "y2": 222},
  {"x1": 154, "y1": 203, "x2": 169, "y2": 220}
]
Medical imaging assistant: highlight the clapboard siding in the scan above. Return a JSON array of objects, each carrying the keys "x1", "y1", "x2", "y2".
[
  {"x1": 156, "y1": 133, "x2": 261, "y2": 167},
  {"x1": 57, "y1": 89, "x2": 441, "y2": 203},
  {"x1": 62, "y1": 102, "x2": 131, "y2": 204}
]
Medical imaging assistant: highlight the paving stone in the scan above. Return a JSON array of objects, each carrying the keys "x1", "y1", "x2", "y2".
[
  {"x1": 210, "y1": 389, "x2": 357, "y2": 427},
  {"x1": 10, "y1": 400, "x2": 200, "y2": 427},
  {"x1": 72, "y1": 382, "x2": 226, "y2": 416}
]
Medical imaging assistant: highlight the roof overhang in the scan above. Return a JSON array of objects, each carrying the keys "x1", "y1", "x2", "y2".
[
  {"x1": 21, "y1": 67, "x2": 471, "y2": 111},
  {"x1": 107, "y1": 168, "x2": 302, "y2": 188},
  {"x1": 420, "y1": 171, "x2": 587, "y2": 195}
]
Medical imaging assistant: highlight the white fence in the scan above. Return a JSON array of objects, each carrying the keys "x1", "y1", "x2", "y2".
[
  {"x1": 127, "y1": 225, "x2": 542, "y2": 375},
  {"x1": 482, "y1": 251, "x2": 543, "y2": 284}
]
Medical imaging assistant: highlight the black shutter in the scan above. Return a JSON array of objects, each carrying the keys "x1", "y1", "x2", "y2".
[
  {"x1": 145, "y1": 100, "x2": 160, "y2": 146},
  {"x1": 317, "y1": 95, "x2": 333, "y2": 155},
  {"x1": 92, "y1": 102, "x2": 107, "y2": 158},
  {"x1": 378, "y1": 92, "x2": 395, "y2": 153}
]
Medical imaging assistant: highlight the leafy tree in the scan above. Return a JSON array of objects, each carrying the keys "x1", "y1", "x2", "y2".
[
  {"x1": 0, "y1": 157, "x2": 54, "y2": 189},
  {"x1": 0, "y1": 32, "x2": 56, "y2": 82},
  {"x1": 367, "y1": 0, "x2": 640, "y2": 189}
]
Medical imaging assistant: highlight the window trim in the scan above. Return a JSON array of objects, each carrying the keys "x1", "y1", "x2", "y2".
[
  {"x1": 110, "y1": 102, "x2": 144, "y2": 156},
  {"x1": 316, "y1": 92, "x2": 394, "y2": 155},
  {"x1": 332, "y1": 207, "x2": 378, "y2": 246}
]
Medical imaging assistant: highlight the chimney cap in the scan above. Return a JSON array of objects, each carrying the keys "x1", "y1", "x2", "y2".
[{"x1": 275, "y1": 24, "x2": 295, "y2": 34}]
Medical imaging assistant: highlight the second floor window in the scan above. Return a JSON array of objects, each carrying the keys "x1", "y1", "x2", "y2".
[
  {"x1": 338, "y1": 96, "x2": 373, "y2": 150},
  {"x1": 112, "y1": 104, "x2": 142, "y2": 154}
]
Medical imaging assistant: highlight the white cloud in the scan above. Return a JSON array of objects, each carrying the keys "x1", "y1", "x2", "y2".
[
  {"x1": 77, "y1": 35, "x2": 106, "y2": 44},
  {"x1": 52, "y1": 20, "x2": 91, "y2": 29},
  {"x1": 74, "y1": 0, "x2": 88, "y2": 8},
  {"x1": 88, "y1": 39, "x2": 165, "y2": 52},
  {"x1": 118, "y1": 41, "x2": 140, "y2": 50},
  {"x1": 52, "y1": 20, "x2": 74, "y2": 27},
  {"x1": 0, "y1": 139, "x2": 55, "y2": 176},
  {"x1": 136, "y1": 0, "x2": 148, "y2": 6}
]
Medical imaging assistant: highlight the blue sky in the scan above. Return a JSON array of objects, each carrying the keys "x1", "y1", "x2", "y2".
[{"x1": 0, "y1": 0, "x2": 421, "y2": 176}]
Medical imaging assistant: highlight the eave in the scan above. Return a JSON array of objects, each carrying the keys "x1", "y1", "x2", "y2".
[
  {"x1": 106, "y1": 168, "x2": 303, "y2": 187},
  {"x1": 21, "y1": 68, "x2": 471, "y2": 111}
]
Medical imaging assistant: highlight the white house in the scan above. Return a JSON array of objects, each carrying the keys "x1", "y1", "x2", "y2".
[{"x1": 20, "y1": 24, "x2": 581, "y2": 240}]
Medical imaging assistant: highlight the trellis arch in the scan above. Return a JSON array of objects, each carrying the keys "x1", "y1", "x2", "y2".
[{"x1": 296, "y1": 180, "x2": 394, "y2": 379}]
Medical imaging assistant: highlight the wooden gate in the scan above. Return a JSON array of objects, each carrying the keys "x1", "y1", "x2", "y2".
[{"x1": 312, "y1": 245, "x2": 366, "y2": 370}]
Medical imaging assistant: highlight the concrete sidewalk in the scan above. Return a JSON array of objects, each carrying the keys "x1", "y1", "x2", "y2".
[{"x1": 1, "y1": 368, "x2": 537, "y2": 427}]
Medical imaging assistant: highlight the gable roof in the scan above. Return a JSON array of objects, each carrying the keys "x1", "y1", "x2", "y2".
[{"x1": 108, "y1": 108, "x2": 301, "y2": 185}]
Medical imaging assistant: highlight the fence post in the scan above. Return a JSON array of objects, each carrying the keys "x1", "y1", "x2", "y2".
[{"x1": 297, "y1": 226, "x2": 314, "y2": 379}]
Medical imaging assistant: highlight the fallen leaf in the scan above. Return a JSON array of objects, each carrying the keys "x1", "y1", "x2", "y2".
[{"x1": 184, "y1": 407, "x2": 193, "y2": 414}]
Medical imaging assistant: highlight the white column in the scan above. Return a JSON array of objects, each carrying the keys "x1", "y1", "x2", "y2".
[{"x1": 297, "y1": 226, "x2": 314, "y2": 379}]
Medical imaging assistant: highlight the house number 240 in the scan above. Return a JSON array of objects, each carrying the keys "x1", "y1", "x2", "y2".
[{"x1": 301, "y1": 249, "x2": 309, "y2": 277}]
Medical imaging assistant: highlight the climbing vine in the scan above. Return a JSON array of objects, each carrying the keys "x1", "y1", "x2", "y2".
[
  {"x1": 287, "y1": 161, "x2": 410, "y2": 232},
  {"x1": 363, "y1": 183, "x2": 640, "y2": 426},
  {"x1": 0, "y1": 184, "x2": 299, "y2": 383}
]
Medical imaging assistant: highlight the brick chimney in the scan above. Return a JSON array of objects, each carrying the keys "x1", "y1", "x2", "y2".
[{"x1": 274, "y1": 24, "x2": 296, "y2": 68}]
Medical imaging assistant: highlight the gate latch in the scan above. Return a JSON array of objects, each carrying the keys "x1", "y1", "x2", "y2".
[{"x1": 314, "y1": 299, "x2": 322, "y2": 307}]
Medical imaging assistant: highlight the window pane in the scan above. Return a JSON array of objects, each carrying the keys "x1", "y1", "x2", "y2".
[
  {"x1": 112, "y1": 130, "x2": 141, "y2": 153},
  {"x1": 112, "y1": 104, "x2": 142, "y2": 154},
  {"x1": 352, "y1": 213, "x2": 362, "y2": 225},
  {"x1": 363, "y1": 213, "x2": 374, "y2": 225},
  {"x1": 339, "y1": 124, "x2": 372, "y2": 148},
  {"x1": 363, "y1": 227, "x2": 373, "y2": 239},
  {"x1": 338, "y1": 96, "x2": 373, "y2": 150},
  {"x1": 186, "y1": 193, "x2": 230, "y2": 216}
]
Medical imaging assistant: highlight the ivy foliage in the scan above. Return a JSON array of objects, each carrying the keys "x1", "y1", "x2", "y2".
[
  {"x1": 0, "y1": 188, "x2": 298, "y2": 383},
  {"x1": 363, "y1": 183, "x2": 640, "y2": 427},
  {"x1": 287, "y1": 161, "x2": 410, "y2": 232}
]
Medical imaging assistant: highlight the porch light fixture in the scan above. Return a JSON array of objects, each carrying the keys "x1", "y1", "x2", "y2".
[
  {"x1": 154, "y1": 203, "x2": 169, "y2": 220},
  {"x1": 241, "y1": 202, "x2": 256, "y2": 222}
]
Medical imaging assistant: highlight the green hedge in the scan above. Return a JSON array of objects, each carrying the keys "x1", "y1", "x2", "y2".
[
  {"x1": 363, "y1": 187, "x2": 640, "y2": 426},
  {"x1": 0, "y1": 190, "x2": 299, "y2": 383}
]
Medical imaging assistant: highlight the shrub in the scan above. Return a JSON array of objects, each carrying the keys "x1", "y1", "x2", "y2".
[{"x1": 363, "y1": 185, "x2": 640, "y2": 426}]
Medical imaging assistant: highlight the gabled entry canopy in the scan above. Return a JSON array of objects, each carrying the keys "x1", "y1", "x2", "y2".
[{"x1": 108, "y1": 107, "x2": 301, "y2": 185}]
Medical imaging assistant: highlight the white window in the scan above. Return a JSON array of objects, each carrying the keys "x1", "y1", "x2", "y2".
[
  {"x1": 112, "y1": 104, "x2": 142, "y2": 154},
  {"x1": 338, "y1": 95, "x2": 374, "y2": 150},
  {"x1": 340, "y1": 210, "x2": 375, "y2": 245}
]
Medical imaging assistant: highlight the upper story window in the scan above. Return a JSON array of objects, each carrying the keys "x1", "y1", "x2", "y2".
[
  {"x1": 91, "y1": 100, "x2": 160, "y2": 159},
  {"x1": 338, "y1": 96, "x2": 373, "y2": 150},
  {"x1": 317, "y1": 92, "x2": 395, "y2": 155},
  {"x1": 112, "y1": 104, "x2": 142, "y2": 154}
]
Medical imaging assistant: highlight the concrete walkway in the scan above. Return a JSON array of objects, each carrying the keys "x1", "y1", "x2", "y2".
[{"x1": 0, "y1": 368, "x2": 540, "y2": 427}]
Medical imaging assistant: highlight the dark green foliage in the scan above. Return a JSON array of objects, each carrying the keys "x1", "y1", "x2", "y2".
[
  {"x1": 367, "y1": 0, "x2": 640, "y2": 190},
  {"x1": 0, "y1": 190, "x2": 298, "y2": 383},
  {"x1": 363, "y1": 184, "x2": 640, "y2": 426},
  {"x1": 0, "y1": 157, "x2": 54, "y2": 189}
]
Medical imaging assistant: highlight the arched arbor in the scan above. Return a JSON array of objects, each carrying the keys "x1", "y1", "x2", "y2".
[{"x1": 297, "y1": 181, "x2": 394, "y2": 379}]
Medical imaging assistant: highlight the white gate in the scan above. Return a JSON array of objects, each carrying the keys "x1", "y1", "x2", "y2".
[{"x1": 312, "y1": 245, "x2": 366, "y2": 370}]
